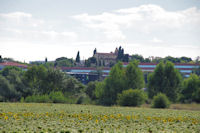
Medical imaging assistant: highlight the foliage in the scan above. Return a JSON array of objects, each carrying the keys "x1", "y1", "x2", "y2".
[
  {"x1": 44, "y1": 68, "x2": 65, "y2": 93},
  {"x1": 131, "y1": 54, "x2": 145, "y2": 62},
  {"x1": 95, "y1": 61, "x2": 146, "y2": 106},
  {"x1": 85, "y1": 81, "x2": 97, "y2": 100},
  {"x1": 23, "y1": 65, "x2": 47, "y2": 94},
  {"x1": 116, "y1": 46, "x2": 129, "y2": 62},
  {"x1": 152, "y1": 93, "x2": 170, "y2": 108},
  {"x1": 62, "y1": 76, "x2": 85, "y2": 94},
  {"x1": 25, "y1": 95, "x2": 51, "y2": 103},
  {"x1": 180, "y1": 74, "x2": 200, "y2": 103},
  {"x1": 192, "y1": 66, "x2": 200, "y2": 77},
  {"x1": 54, "y1": 57, "x2": 74, "y2": 67},
  {"x1": 93, "y1": 48, "x2": 97, "y2": 56},
  {"x1": 95, "y1": 62, "x2": 125, "y2": 105},
  {"x1": 125, "y1": 61, "x2": 145, "y2": 89},
  {"x1": 0, "y1": 66, "x2": 26, "y2": 100},
  {"x1": 49, "y1": 91, "x2": 67, "y2": 103},
  {"x1": 148, "y1": 61, "x2": 182, "y2": 102},
  {"x1": 117, "y1": 89, "x2": 147, "y2": 106},
  {"x1": 76, "y1": 51, "x2": 80, "y2": 63},
  {"x1": 84, "y1": 57, "x2": 97, "y2": 67},
  {"x1": 0, "y1": 65, "x2": 85, "y2": 102},
  {"x1": 0, "y1": 75, "x2": 19, "y2": 101}
]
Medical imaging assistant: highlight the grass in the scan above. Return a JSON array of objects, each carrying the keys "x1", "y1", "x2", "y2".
[
  {"x1": 170, "y1": 103, "x2": 200, "y2": 111},
  {"x1": 0, "y1": 103, "x2": 200, "y2": 132}
]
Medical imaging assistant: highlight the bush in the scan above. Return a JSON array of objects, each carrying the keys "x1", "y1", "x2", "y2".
[
  {"x1": 49, "y1": 91, "x2": 66, "y2": 103},
  {"x1": 25, "y1": 95, "x2": 51, "y2": 103},
  {"x1": 20, "y1": 97, "x2": 24, "y2": 103},
  {"x1": 25, "y1": 95, "x2": 34, "y2": 102},
  {"x1": 117, "y1": 89, "x2": 147, "y2": 107},
  {"x1": 152, "y1": 93, "x2": 170, "y2": 108},
  {"x1": 36, "y1": 95, "x2": 51, "y2": 103}
]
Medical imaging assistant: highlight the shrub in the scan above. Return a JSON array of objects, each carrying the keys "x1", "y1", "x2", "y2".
[
  {"x1": 117, "y1": 89, "x2": 147, "y2": 107},
  {"x1": 152, "y1": 93, "x2": 170, "y2": 108},
  {"x1": 25, "y1": 95, "x2": 51, "y2": 103},
  {"x1": 20, "y1": 97, "x2": 24, "y2": 103},
  {"x1": 25, "y1": 95, "x2": 34, "y2": 102},
  {"x1": 49, "y1": 91, "x2": 66, "y2": 103},
  {"x1": 36, "y1": 95, "x2": 51, "y2": 103}
]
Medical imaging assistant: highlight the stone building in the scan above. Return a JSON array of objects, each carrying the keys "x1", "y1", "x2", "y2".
[{"x1": 94, "y1": 48, "x2": 118, "y2": 67}]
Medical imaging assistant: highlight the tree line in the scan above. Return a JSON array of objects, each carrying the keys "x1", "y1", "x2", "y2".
[
  {"x1": 0, "y1": 59, "x2": 200, "y2": 107},
  {"x1": 86, "y1": 61, "x2": 200, "y2": 107},
  {"x1": 0, "y1": 65, "x2": 85, "y2": 103}
]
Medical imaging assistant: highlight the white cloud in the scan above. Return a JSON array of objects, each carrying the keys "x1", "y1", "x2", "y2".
[
  {"x1": 74, "y1": 4, "x2": 200, "y2": 37},
  {"x1": 0, "y1": 12, "x2": 32, "y2": 19},
  {"x1": 150, "y1": 37, "x2": 163, "y2": 43},
  {"x1": 0, "y1": 12, "x2": 78, "y2": 45},
  {"x1": 0, "y1": 12, "x2": 44, "y2": 28}
]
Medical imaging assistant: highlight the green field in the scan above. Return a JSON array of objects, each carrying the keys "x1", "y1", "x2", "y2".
[{"x1": 0, "y1": 103, "x2": 200, "y2": 132}]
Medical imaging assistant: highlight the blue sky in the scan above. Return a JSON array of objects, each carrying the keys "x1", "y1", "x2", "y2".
[{"x1": 0, "y1": 0, "x2": 200, "y2": 62}]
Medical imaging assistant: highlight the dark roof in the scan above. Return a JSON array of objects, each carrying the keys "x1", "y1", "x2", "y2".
[
  {"x1": 61, "y1": 67, "x2": 110, "y2": 70},
  {"x1": 123, "y1": 62, "x2": 200, "y2": 66}
]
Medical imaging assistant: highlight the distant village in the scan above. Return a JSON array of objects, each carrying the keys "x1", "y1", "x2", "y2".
[{"x1": 0, "y1": 46, "x2": 200, "y2": 84}]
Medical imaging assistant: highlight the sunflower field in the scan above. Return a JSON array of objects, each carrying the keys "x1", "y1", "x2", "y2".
[{"x1": 0, "y1": 103, "x2": 200, "y2": 132}]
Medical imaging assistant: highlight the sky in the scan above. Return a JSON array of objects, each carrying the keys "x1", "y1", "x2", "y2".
[{"x1": 0, "y1": 0, "x2": 200, "y2": 62}]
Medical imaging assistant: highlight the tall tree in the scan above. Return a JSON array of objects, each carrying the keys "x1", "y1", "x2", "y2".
[
  {"x1": 24, "y1": 65, "x2": 47, "y2": 94},
  {"x1": 180, "y1": 74, "x2": 200, "y2": 103},
  {"x1": 93, "y1": 48, "x2": 97, "y2": 56},
  {"x1": 117, "y1": 46, "x2": 124, "y2": 61},
  {"x1": 125, "y1": 61, "x2": 145, "y2": 90},
  {"x1": 76, "y1": 51, "x2": 80, "y2": 63},
  {"x1": 148, "y1": 61, "x2": 182, "y2": 102},
  {"x1": 0, "y1": 75, "x2": 19, "y2": 101},
  {"x1": 95, "y1": 62, "x2": 125, "y2": 105},
  {"x1": 45, "y1": 57, "x2": 48, "y2": 63}
]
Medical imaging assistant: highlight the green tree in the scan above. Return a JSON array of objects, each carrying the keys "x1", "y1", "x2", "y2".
[
  {"x1": 0, "y1": 75, "x2": 19, "y2": 101},
  {"x1": 76, "y1": 51, "x2": 80, "y2": 63},
  {"x1": 55, "y1": 57, "x2": 74, "y2": 67},
  {"x1": 125, "y1": 61, "x2": 144, "y2": 90},
  {"x1": 85, "y1": 81, "x2": 97, "y2": 100},
  {"x1": 44, "y1": 68, "x2": 65, "y2": 93},
  {"x1": 131, "y1": 54, "x2": 144, "y2": 62},
  {"x1": 0, "y1": 55, "x2": 2, "y2": 63},
  {"x1": 192, "y1": 66, "x2": 200, "y2": 77},
  {"x1": 93, "y1": 48, "x2": 97, "y2": 56},
  {"x1": 1, "y1": 66, "x2": 22, "y2": 77},
  {"x1": 62, "y1": 76, "x2": 85, "y2": 94},
  {"x1": 0, "y1": 66, "x2": 25, "y2": 99},
  {"x1": 24, "y1": 65, "x2": 47, "y2": 94},
  {"x1": 117, "y1": 46, "x2": 124, "y2": 61},
  {"x1": 45, "y1": 57, "x2": 48, "y2": 63},
  {"x1": 117, "y1": 89, "x2": 147, "y2": 106},
  {"x1": 152, "y1": 93, "x2": 170, "y2": 108},
  {"x1": 180, "y1": 74, "x2": 200, "y2": 103},
  {"x1": 148, "y1": 61, "x2": 182, "y2": 102},
  {"x1": 95, "y1": 62, "x2": 125, "y2": 105}
]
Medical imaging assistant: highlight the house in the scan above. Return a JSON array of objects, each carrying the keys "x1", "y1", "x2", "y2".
[
  {"x1": 0, "y1": 62, "x2": 27, "y2": 70},
  {"x1": 93, "y1": 48, "x2": 118, "y2": 67}
]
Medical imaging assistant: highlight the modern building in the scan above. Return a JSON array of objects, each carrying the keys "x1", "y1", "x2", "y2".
[
  {"x1": 61, "y1": 67, "x2": 110, "y2": 84},
  {"x1": 61, "y1": 63, "x2": 200, "y2": 84},
  {"x1": 123, "y1": 63, "x2": 200, "y2": 78}
]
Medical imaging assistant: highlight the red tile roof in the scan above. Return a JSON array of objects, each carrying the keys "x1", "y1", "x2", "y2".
[
  {"x1": 0, "y1": 62, "x2": 27, "y2": 68},
  {"x1": 96, "y1": 52, "x2": 116, "y2": 55}
]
